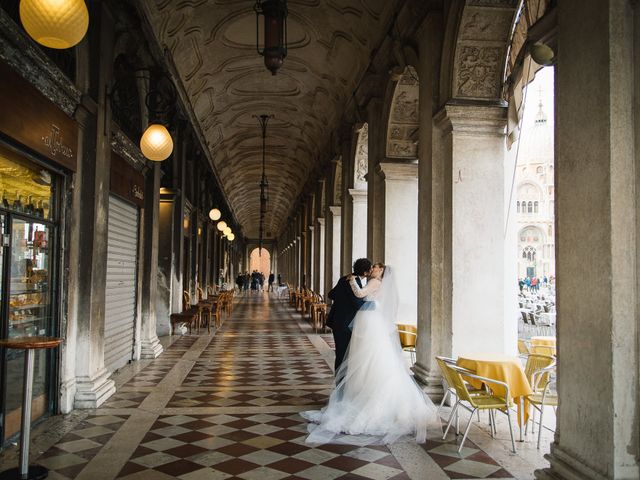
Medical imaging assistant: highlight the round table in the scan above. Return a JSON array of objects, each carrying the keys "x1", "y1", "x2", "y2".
[
  {"x1": 530, "y1": 336, "x2": 556, "y2": 355},
  {"x1": 0, "y1": 337, "x2": 63, "y2": 480},
  {"x1": 457, "y1": 353, "x2": 533, "y2": 440}
]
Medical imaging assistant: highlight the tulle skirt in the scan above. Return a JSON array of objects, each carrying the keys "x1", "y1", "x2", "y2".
[{"x1": 301, "y1": 307, "x2": 434, "y2": 445}]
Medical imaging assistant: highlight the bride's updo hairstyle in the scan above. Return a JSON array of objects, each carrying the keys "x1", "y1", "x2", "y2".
[{"x1": 373, "y1": 262, "x2": 386, "y2": 278}]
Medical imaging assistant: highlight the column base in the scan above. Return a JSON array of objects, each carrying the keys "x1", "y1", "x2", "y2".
[
  {"x1": 412, "y1": 362, "x2": 445, "y2": 401},
  {"x1": 535, "y1": 443, "x2": 636, "y2": 480},
  {"x1": 59, "y1": 377, "x2": 76, "y2": 414},
  {"x1": 140, "y1": 336, "x2": 163, "y2": 359},
  {"x1": 74, "y1": 368, "x2": 115, "y2": 409}
]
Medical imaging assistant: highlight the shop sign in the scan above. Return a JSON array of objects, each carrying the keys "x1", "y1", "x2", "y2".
[
  {"x1": 0, "y1": 61, "x2": 77, "y2": 171},
  {"x1": 110, "y1": 153, "x2": 144, "y2": 208}
]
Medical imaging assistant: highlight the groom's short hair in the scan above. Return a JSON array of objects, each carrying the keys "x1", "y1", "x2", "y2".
[{"x1": 353, "y1": 258, "x2": 372, "y2": 276}]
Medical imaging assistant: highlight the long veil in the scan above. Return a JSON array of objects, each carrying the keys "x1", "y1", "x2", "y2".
[{"x1": 301, "y1": 265, "x2": 434, "y2": 446}]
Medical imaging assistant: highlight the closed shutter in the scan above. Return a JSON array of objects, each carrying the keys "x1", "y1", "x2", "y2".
[{"x1": 104, "y1": 195, "x2": 139, "y2": 373}]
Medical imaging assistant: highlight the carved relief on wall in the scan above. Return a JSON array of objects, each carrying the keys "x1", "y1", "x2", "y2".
[
  {"x1": 387, "y1": 67, "x2": 419, "y2": 159},
  {"x1": 455, "y1": 45, "x2": 503, "y2": 98},
  {"x1": 354, "y1": 123, "x2": 368, "y2": 188}
]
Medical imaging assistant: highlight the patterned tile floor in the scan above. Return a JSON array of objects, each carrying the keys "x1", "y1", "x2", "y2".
[{"x1": 0, "y1": 293, "x2": 550, "y2": 479}]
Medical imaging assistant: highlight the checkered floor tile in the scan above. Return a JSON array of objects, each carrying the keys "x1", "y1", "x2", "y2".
[
  {"x1": 14, "y1": 295, "x2": 518, "y2": 480},
  {"x1": 116, "y1": 413, "x2": 410, "y2": 480},
  {"x1": 37, "y1": 415, "x2": 128, "y2": 479}
]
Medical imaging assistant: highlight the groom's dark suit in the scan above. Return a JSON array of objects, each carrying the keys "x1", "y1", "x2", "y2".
[{"x1": 326, "y1": 275, "x2": 365, "y2": 373}]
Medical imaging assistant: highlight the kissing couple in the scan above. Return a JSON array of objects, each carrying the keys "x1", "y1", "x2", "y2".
[{"x1": 301, "y1": 258, "x2": 435, "y2": 445}]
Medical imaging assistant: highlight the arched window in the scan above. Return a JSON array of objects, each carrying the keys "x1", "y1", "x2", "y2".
[
  {"x1": 534, "y1": 201, "x2": 539, "y2": 213},
  {"x1": 517, "y1": 201, "x2": 520, "y2": 213},
  {"x1": 528, "y1": 201, "x2": 533, "y2": 213}
]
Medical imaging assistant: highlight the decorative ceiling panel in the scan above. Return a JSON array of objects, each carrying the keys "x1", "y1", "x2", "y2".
[{"x1": 139, "y1": 0, "x2": 396, "y2": 238}]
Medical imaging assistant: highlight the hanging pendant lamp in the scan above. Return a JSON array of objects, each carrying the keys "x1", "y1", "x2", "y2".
[
  {"x1": 20, "y1": 0, "x2": 89, "y2": 49},
  {"x1": 209, "y1": 208, "x2": 221, "y2": 221},
  {"x1": 140, "y1": 124, "x2": 173, "y2": 161}
]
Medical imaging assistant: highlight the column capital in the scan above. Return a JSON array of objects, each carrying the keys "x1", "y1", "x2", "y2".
[
  {"x1": 317, "y1": 217, "x2": 325, "y2": 227},
  {"x1": 348, "y1": 188, "x2": 368, "y2": 202},
  {"x1": 434, "y1": 103, "x2": 507, "y2": 137},
  {"x1": 329, "y1": 205, "x2": 342, "y2": 216},
  {"x1": 308, "y1": 225, "x2": 315, "y2": 232},
  {"x1": 377, "y1": 160, "x2": 418, "y2": 181}
]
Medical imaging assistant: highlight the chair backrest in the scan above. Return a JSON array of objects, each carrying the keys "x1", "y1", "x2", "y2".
[
  {"x1": 441, "y1": 362, "x2": 476, "y2": 404},
  {"x1": 397, "y1": 324, "x2": 417, "y2": 348},
  {"x1": 528, "y1": 312, "x2": 538, "y2": 325},
  {"x1": 520, "y1": 311, "x2": 528, "y2": 323},
  {"x1": 183, "y1": 290, "x2": 191, "y2": 310},
  {"x1": 524, "y1": 354, "x2": 555, "y2": 389},
  {"x1": 517, "y1": 339, "x2": 530, "y2": 355},
  {"x1": 197, "y1": 287, "x2": 205, "y2": 302}
]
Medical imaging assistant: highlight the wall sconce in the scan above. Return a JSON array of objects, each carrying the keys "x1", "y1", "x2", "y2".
[
  {"x1": 530, "y1": 42, "x2": 555, "y2": 66},
  {"x1": 209, "y1": 208, "x2": 221, "y2": 221},
  {"x1": 110, "y1": 68, "x2": 177, "y2": 161},
  {"x1": 217, "y1": 221, "x2": 227, "y2": 231},
  {"x1": 254, "y1": 0, "x2": 288, "y2": 75},
  {"x1": 20, "y1": 0, "x2": 89, "y2": 49}
]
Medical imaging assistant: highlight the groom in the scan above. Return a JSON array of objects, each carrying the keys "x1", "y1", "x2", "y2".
[{"x1": 326, "y1": 258, "x2": 372, "y2": 373}]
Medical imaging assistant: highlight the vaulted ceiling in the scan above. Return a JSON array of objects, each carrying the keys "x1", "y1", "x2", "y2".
[{"x1": 138, "y1": 0, "x2": 400, "y2": 239}]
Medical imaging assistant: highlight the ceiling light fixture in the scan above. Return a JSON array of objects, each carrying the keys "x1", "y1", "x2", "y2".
[
  {"x1": 254, "y1": 114, "x2": 273, "y2": 256},
  {"x1": 254, "y1": 0, "x2": 288, "y2": 75}
]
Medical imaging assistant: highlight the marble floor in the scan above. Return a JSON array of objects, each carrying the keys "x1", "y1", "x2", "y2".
[{"x1": 0, "y1": 293, "x2": 553, "y2": 479}]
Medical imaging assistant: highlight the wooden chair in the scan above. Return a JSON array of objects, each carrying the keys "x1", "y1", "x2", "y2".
[
  {"x1": 183, "y1": 290, "x2": 205, "y2": 332},
  {"x1": 310, "y1": 293, "x2": 328, "y2": 333},
  {"x1": 196, "y1": 287, "x2": 215, "y2": 334},
  {"x1": 169, "y1": 291, "x2": 198, "y2": 335}
]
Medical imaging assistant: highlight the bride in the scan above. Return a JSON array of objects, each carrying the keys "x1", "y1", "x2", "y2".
[{"x1": 301, "y1": 263, "x2": 435, "y2": 445}]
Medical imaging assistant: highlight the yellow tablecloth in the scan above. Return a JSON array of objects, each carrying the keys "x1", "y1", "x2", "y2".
[
  {"x1": 457, "y1": 353, "x2": 533, "y2": 423},
  {"x1": 530, "y1": 336, "x2": 556, "y2": 355}
]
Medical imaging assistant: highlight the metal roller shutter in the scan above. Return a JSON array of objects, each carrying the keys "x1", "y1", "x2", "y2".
[{"x1": 104, "y1": 195, "x2": 139, "y2": 373}]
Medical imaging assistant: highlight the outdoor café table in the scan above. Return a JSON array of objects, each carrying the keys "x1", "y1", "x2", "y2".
[
  {"x1": 0, "y1": 336, "x2": 63, "y2": 480},
  {"x1": 457, "y1": 353, "x2": 533, "y2": 441},
  {"x1": 530, "y1": 336, "x2": 556, "y2": 355}
]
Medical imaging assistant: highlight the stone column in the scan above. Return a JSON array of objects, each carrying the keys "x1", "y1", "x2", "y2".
[
  {"x1": 139, "y1": 163, "x2": 163, "y2": 358},
  {"x1": 413, "y1": 12, "x2": 445, "y2": 395},
  {"x1": 537, "y1": 1, "x2": 639, "y2": 478},
  {"x1": 295, "y1": 235, "x2": 302, "y2": 287},
  {"x1": 308, "y1": 225, "x2": 315, "y2": 289},
  {"x1": 327, "y1": 206, "x2": 347, "y2": 286},
  {"x1": 349, "y1": 189, "x2": 368, "y2": 263},
  {"x1": 436, "y1": 104, "x2": 510, "y2": 358},
  {"x1": 317, "y1": 218, "x2": 325, "y2": 295},
  {"x1": 366, "y1": 98, "x2": 385, "y2": 261},
  {"x1": 378, "y1": 162, "x2": 418, "y2": 325},
  {"x1": 73, "y1": 4, "x2": 116, "y2": 408}
]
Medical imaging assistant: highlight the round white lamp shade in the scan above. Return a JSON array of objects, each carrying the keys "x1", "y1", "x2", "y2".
[
  {"x1": 216, "y1": 221, "x2": 227, "y2": 231},
  {"x1": 227, "y1": 233, "x2": 235, "y2": 241},
  {"x1": 140, "y1": 124, "x2": 173, "y2": 161},
  {"x1": 20, "y1": 0, "x2": 89, "y2": 49},
  {"x1": 223, "y1": 227, "x2": 232, "y2": 236},
  {"x1": 209, "y1": 208, "x2": 221, "y2": 221},
  {"x1": 530, "y1": 43, "x2": 555, "y2": 66}
]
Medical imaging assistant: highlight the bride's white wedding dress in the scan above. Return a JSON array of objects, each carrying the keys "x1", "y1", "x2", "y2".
[{"x1": 301, "y1": 267, "x2": 435, "y2": 445}]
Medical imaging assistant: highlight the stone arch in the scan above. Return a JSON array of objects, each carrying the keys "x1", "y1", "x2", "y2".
[
  {"x1": 353, "y1": 123, "x2": 369, "y2": 189},
  {"x1": 386, "y1": 67, "x2": 419, "y2": 159},
  {"x1": 517, "y1": 180, "x2": 543, "y2": 201},
  {"x1": 249, "y1": 247, "x2": 271, "y2": 277},
  {"x1": 443, "y1": 0, "x2": 549, "y2": 103}
]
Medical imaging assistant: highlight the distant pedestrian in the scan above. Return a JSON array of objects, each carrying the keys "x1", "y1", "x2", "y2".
[
  {"x1": 268, "y1": 272, "x2": 275, "y2": 292},
  {"x1": 277, "y1": 273, "x2": 282, "y2": 285}
]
